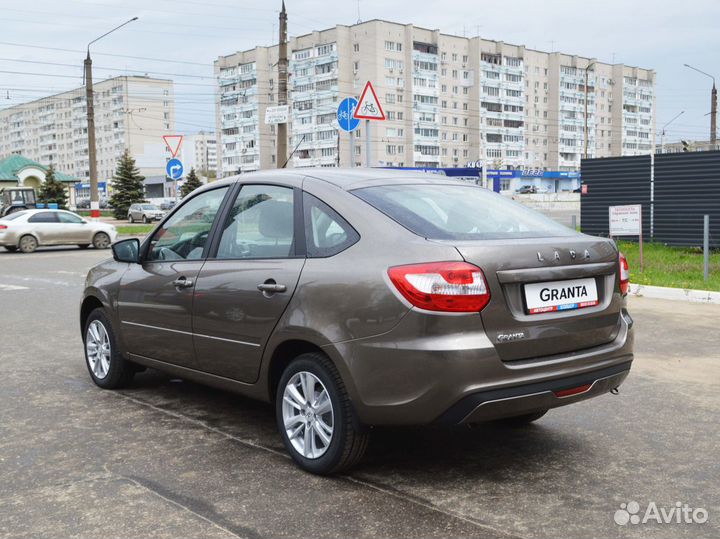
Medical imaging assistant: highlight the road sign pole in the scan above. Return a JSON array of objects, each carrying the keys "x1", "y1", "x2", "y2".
[
  {"x1": 365, "y1": 119, "x2": 370, "y2": 167},
  {"x1": 349, "y1": 129, "x2": 354, "y2": 168}
]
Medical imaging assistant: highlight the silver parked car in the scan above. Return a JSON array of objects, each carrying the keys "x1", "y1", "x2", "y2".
[
  {"x1": 0, "y1": 209, "x2": 117, "y2": 253},
  {"x1": 80, "y1": 169, "x2": 633, "y2": 474},
  {"x1": 128, "y1": 203, "x2": 165, "y2": 223}
]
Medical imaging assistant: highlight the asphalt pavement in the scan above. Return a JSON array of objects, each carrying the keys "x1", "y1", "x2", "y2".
[{"x1": 0, "y1": 247, "x2": 718, "y2": 538}]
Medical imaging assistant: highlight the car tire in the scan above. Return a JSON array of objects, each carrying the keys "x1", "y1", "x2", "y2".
[
  {"x1": 83, "y1": 308, "x2": 135, "y2": 389},
  {"x1": 3, "y1": 246, "x2": 18, "y2": 252},
  {"x1": 276, "y1": 353, "x2": 368, "y2": 475},
  {"x1": 128, "y1": 214, "x2": 134, "y2": 223},
  {"x1": 92, "y1": 232, "x2": 111, "y2": 249},
  {"x1": 494, "y1": 409, "x2": 548, "y2": 426},
  {"x1": 142, "y1": 215, "x2": 148, "y2": 224},
  {"x1": 78, "y1": 244, "x2": 90, "y2": 249},
  {"x1": 18, "y1": 235, "x2": 38, "y2": 253}
]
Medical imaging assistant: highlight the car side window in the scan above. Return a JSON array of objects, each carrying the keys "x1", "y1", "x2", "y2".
[
  {"x1": 216, "y1": 184, "x2": 295, "y2": 259},
  {"x1": 303, "y1": 192, "x2": 359, "y2": 257},
  {"x1": 146, "y1": 187, "x2": 228, "y2": 262},
  {"x1": 57, "y1": 212, "x2": 84, "y2": 224},
  {"x1": 28, "y1": 212, "x2": 58, "y2": 224}
]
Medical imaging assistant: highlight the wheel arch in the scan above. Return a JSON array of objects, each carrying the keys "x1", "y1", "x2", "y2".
[
  {"x1": 265, "y1": 338, "x2": 366, "y2": 432},
  {"x1": 17, "y1": 232, "x2": 39, "y2": 247},
  {"x1": 80, "y1": 295, "x2": 104, "y2": 336},
  {"x1": 267, "y1": 339, "x2": 326, "y2": 401}
]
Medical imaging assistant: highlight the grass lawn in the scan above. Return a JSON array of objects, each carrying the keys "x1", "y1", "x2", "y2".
[
  {"x1": 116, "y1": 224, "x2": 154, "y2": 236},
  {"x1": 617, "y1": 240, "x2": 720, "y2": 292}
]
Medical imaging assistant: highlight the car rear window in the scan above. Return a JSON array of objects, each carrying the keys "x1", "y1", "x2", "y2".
[
  {"x1": 353, "y1": 184, "x2": 575, "y2": 240},
  {"x1": 1, "y1": 211, "x2": 28, "y2": 221}
]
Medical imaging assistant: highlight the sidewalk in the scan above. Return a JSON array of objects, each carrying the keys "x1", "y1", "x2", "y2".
[{"x1": 629, "y1": 283, "x2": 720, "y2": 304}]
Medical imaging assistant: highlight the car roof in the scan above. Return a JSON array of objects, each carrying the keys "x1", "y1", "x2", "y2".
[
  {"x1": 15, "y1": 209, "x2": 72, "y2": 214},
  {"x1": 204, "y1": 168, "x2": 464, "y2": 193}
]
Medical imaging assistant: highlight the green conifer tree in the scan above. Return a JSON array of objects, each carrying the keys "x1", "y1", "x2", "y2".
[
  {"x1": 108, "y1": 150, "x2": 146, "y2": 219},
  {"x1": 37, "y1": 165, "x2": 68, "y2": 209}
]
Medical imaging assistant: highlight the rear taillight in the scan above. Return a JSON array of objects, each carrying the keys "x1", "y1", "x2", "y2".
[
  {"x1": 619, "y1": 252, "x2": 630, "y2": 296},
  {"x1": 0, "y1": 224, "x2": 7, "y2": 230},
  {"x1": 387, "y1": 261, "x2": 491, "y2": 312}
]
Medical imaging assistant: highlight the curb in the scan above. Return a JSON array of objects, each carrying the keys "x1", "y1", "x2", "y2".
[{"x1": 628, "y1": 283, "x2": 720, "y2": 305}]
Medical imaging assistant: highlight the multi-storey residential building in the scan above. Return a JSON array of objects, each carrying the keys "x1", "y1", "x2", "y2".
[
  {"x1": 0, "y1": 76, "x2": 175, "y2": 182},
  {"x1": 180, "y1": 131, "x2": 218, "y2": 177},
  {"x1": 215, "y1": 19, "x2": 655, "y2": 176}
]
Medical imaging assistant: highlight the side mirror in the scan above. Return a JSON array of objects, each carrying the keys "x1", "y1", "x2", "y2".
[{"x1": 112, "y1": 238, "x2": 140, "y2": 263}]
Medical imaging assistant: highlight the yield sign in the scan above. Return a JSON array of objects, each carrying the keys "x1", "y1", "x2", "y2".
[
  {"x1": 162, "y1": 135, "x2": 184, "y2": 158},
  {"x1": 353, "y1": 81, "x2": 385, "y2": 120}
]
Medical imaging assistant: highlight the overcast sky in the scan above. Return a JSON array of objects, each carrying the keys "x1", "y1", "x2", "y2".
[{"x1": 1, "y1": 0, "x2": 718, "y2": 143}]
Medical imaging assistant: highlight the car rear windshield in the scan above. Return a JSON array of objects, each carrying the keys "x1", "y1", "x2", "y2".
[
  {"x1": 353, "y1": 184, "x2": 576, "y2": 240},
  {"x1": 142, "y1": 205, "x2": 158, "y2": 210},
  {"x1": 1, "y1": 211, "x2": 28, "y2": 221}
]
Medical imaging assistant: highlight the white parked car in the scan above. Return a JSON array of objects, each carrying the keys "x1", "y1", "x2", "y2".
[{"x1": 0, "y1": 209, "x2": 117, "y2": 253}]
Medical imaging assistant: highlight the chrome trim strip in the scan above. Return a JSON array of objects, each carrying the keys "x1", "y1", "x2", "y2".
[
  {"x1": 122, "y1": 320, "x2": 192, "y2": 336},
  {"x1": 193, "y1": 333, "x2": 260, "y2": 347},
  {"x1": 121, "y1": 320, "x2": 260, "y2": 347}
]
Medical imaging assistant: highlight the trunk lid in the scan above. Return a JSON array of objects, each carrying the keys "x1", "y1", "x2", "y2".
[{"x1": 450, "y1": 235, "x2": 622, "y2": 361}]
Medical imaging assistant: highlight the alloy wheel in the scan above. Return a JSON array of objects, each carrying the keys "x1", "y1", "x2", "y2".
[
  {"x1": 282, "y1": 371, "x2": 334, "y2": 459},
  {"x1": 19, "y1": 236, "x2": 37, "y2": 253},
  {"x1": 86, "y1": 320, "x2": 111, "y2": 379},
  {"x1": 94, "y1": 233, "x2": 110, "y2": 249}
]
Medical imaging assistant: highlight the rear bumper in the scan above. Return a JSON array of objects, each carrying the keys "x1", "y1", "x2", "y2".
[
  {"x1": 330, "y1": 306, "x2": 634, "y2": 426},
  {"x1": 435, "y1": 361, "x2": 631, "y2": 424}
]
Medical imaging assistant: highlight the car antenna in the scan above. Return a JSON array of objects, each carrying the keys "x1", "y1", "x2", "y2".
[{"x1": 282, "y1": 134, "x2": 306, "y2": 168}]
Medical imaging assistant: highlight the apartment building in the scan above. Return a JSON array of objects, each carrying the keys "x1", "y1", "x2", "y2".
[
  {"x1": 180, "y1": 131, "x2": 218, "y2": 176},
  {"x1": 0, "y1": 76, "x2": 176, "y2": 182},
  {"x1": 215, "y1": 19, "x2": 655, "y2": 176}
]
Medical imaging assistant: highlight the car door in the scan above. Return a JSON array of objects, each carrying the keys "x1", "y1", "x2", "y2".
[
  {"x1": 191, "y1": 183, "x2": 305, "y2": 383},
  {"x1": 117, "y1": 186, "x2": 230, "y2": 367},
  {"x1": 56, "y1": 211, "x2": 92, "y2": 243},
  {"x1": 27, "y1": 211, "x2": 61, "y2": 244}
]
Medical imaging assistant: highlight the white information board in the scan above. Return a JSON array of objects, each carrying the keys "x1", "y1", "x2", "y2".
[
  {"x1": 609, "y1": 204, "x2": 642, "y2": 236},
  {"x1": 264, "y1": 105, "x2": 289, "y2": 125}
]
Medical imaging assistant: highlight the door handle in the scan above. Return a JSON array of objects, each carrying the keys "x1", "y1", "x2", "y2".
[
  {"x1": 257, "y1": 281, "x2": 287, "y2": 294},
  {"x1": 173, "y1": 277, "x2": 195, "y2": 289}
]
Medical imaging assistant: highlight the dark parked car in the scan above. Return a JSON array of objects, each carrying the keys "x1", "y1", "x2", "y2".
[
  {"x1": 80, "y1": 169, "x2": 633, "y2": 474},
  {"x1": 515, "y1": 185, "x2": 537, "y2": 194}
]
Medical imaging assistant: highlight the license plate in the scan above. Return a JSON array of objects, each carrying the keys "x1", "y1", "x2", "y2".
[{"x1": 524, "y1": 278, "x2": 598, "y2": 314}]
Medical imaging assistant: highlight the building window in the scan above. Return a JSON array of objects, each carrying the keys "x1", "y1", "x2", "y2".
[{"x1": 316, "y1": 43, "x2": 335, "y2": 56}]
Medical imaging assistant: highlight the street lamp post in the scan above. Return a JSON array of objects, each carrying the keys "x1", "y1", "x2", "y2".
[
  {"x1": 583, "y1": 61, "x2": 596, "y2": 160},
  {"x1": 85, "y1": 17, "x2": 138, "y2": 219},
  {"x1": 684, "y1": 64, "x2": 717, "y2": 145},
  {"x1": 660, "y1": 110, "x2": 685, "y2": 153}
]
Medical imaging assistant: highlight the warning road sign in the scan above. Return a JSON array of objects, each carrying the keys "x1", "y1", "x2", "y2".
[
  {"x1": 353, "y1": 81, "x2": 385, "y2": 121},
  {"x1": 163, "y1": 135, "x2": 184, "y2": 158}
]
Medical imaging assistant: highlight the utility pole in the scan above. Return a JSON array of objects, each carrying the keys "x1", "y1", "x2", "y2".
[
  {"x1": 684, "y1": 64, "x2": 717, "y2": 145},
  {"x1": 583, "y1": 61, "x2": 595, "y2": 160},
  {"x1": 85, "y1": 17, "x2": 138, "y2": 219},
  {"x1": 276, "y1": 1, "x2": 288, "y2": 168},
  {"x1": 84, "y1": 54, "x2": 99, "y2": 218}
]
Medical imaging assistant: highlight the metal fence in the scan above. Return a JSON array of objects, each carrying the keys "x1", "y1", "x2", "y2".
[{"x1": 580, "y1": 151, "x2": 720, "y2": 248}]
